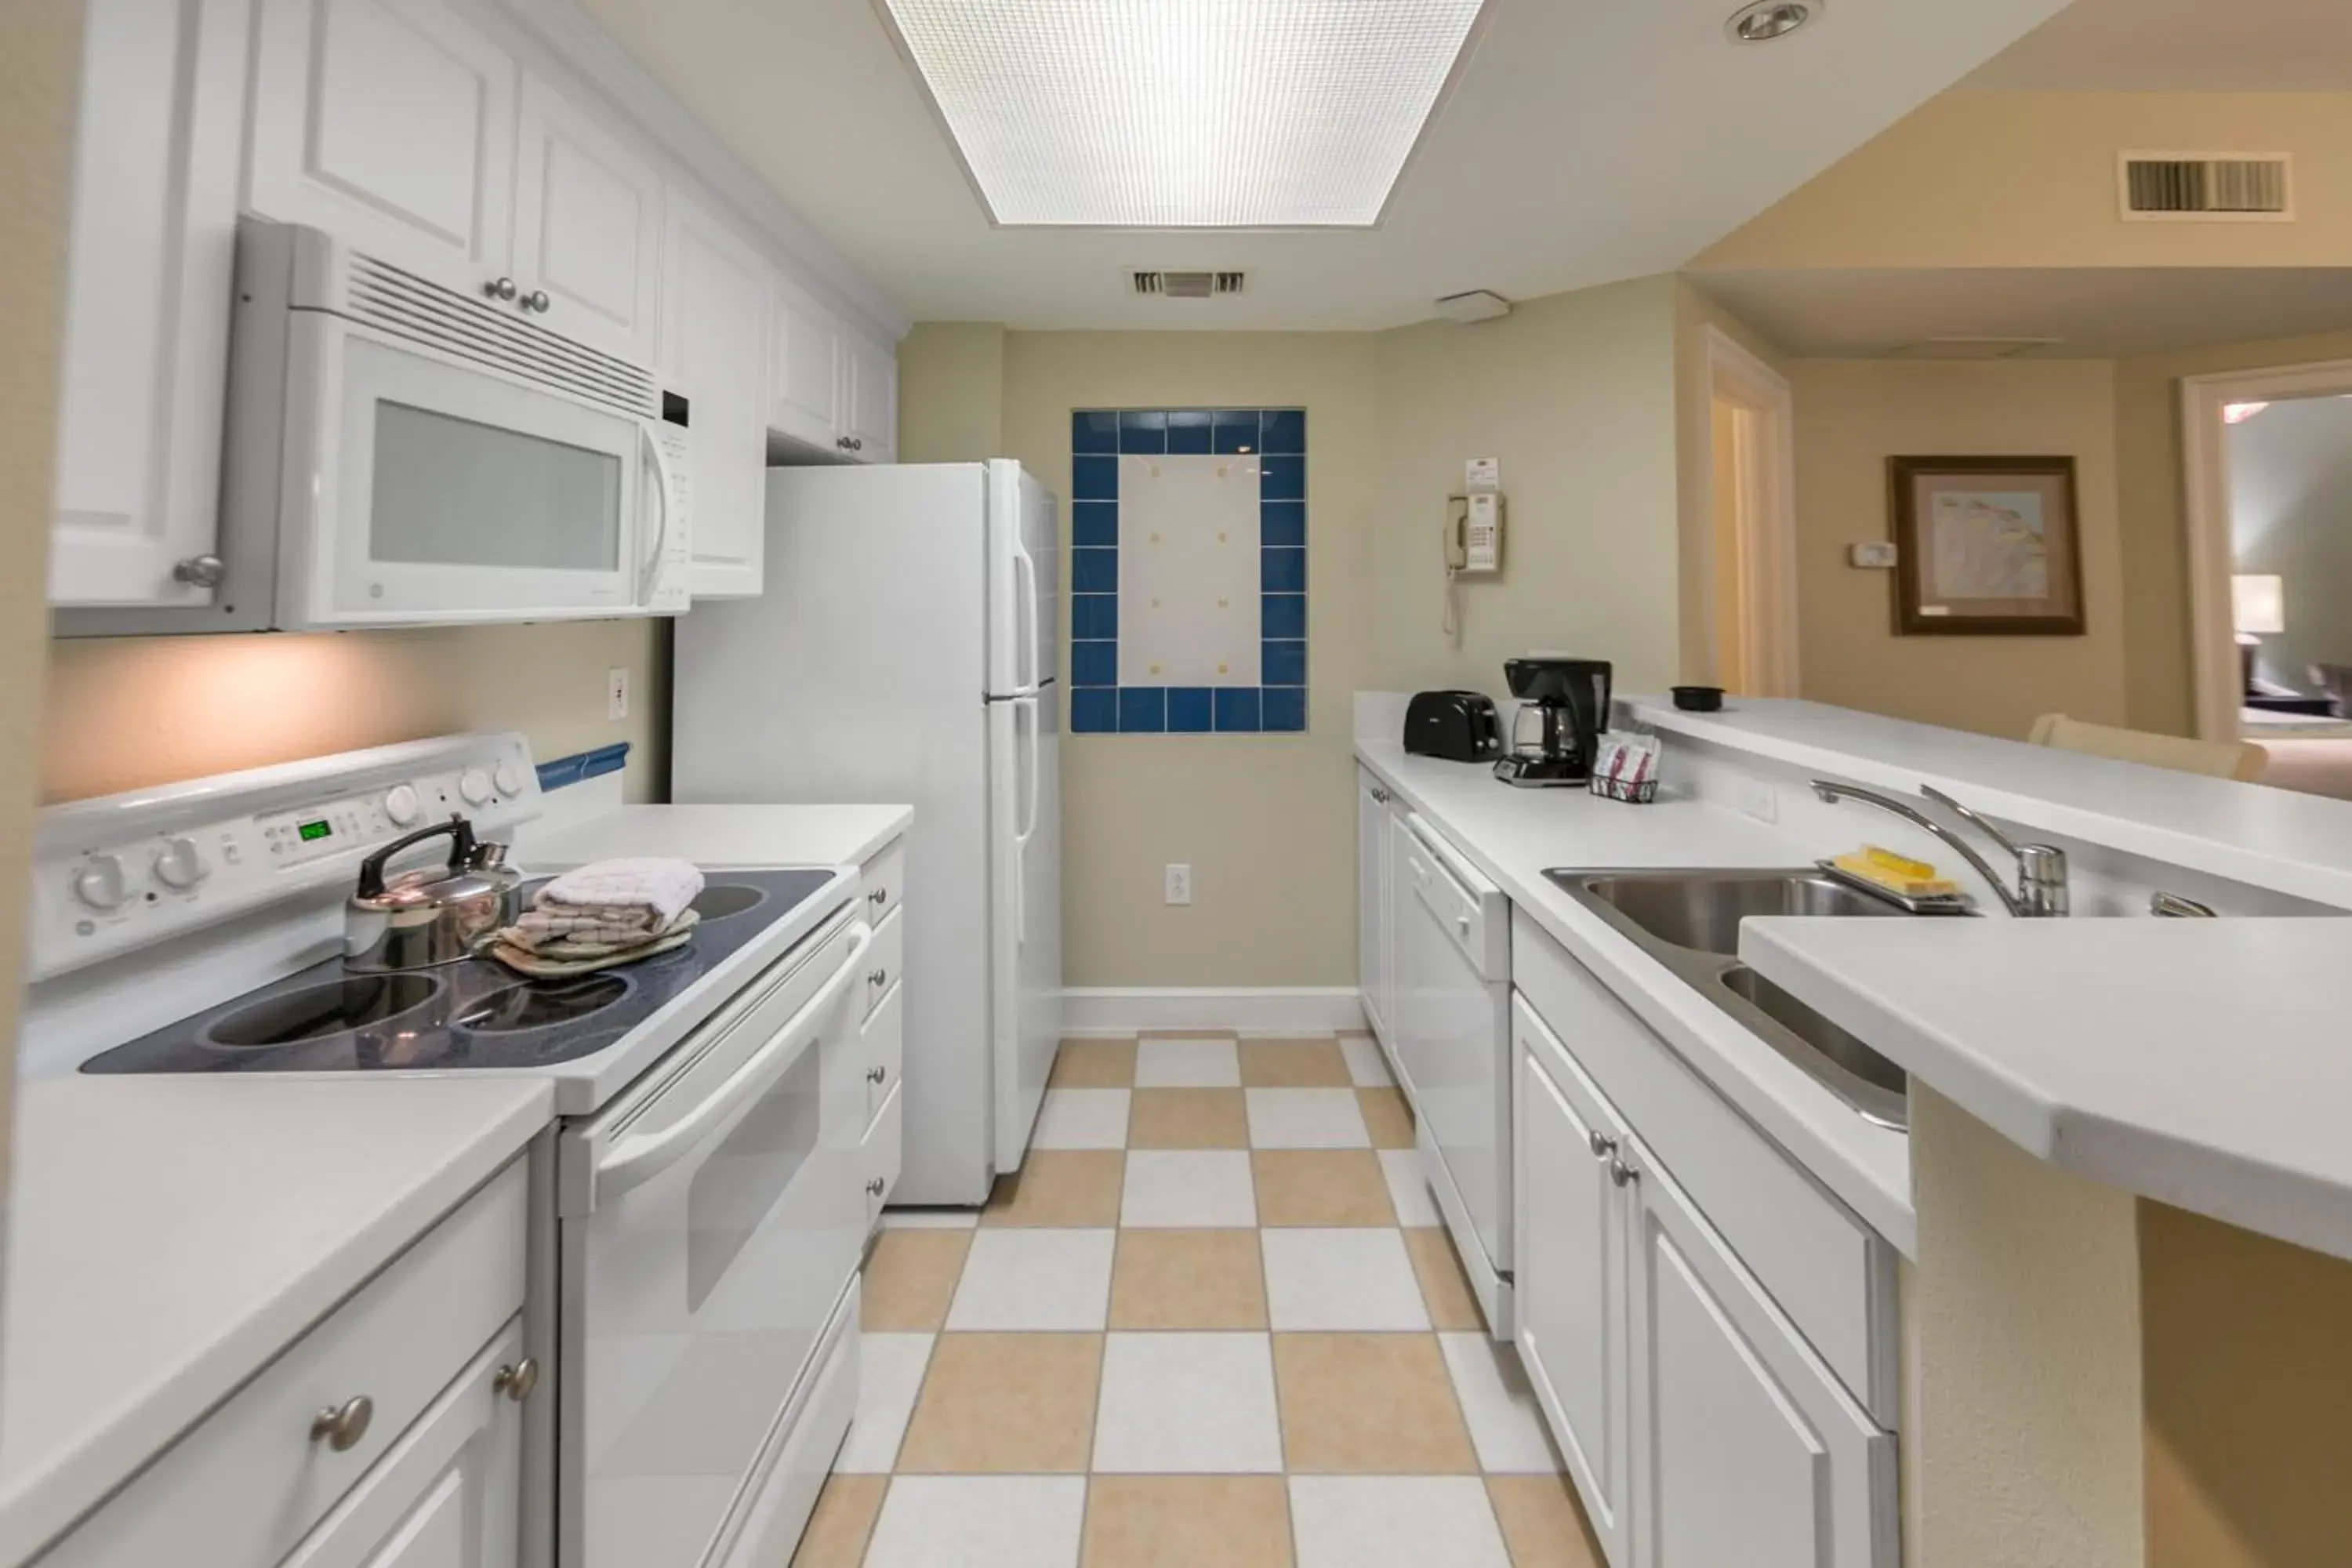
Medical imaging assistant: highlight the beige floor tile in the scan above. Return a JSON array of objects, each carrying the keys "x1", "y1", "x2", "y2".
[
  {"x1": 1082, "y1": 1475, "x2": 1294, "y2": 1567},
  {"x1": 1127, "y1": 1087, "x2": 1250, "y2": 1149},
  {"x1": 1109, "y1": 1229, "x2": 1268, "y2": 1329},
  {"x1": 1240, "y1": 1038, "x2": 1352, "y2": 1087},
  {"x1": 1051, "y1": 1038, "x2": 1138, "y2": 1088},
  {"x1": 1273, "y1": 1333, "x2": 1478, "y2": 1473},
  {"x1": 1252, "y1": 1150, "x2": 1397, "y2": 1226},
  {"x1": 788, "y1": 1474, "x2": 887, "y2": 1567},
  {"x1": 896, "y1": 1333, "x2": 1103, "y2": 1474},
  {"x1": 1487, "y1": 1475, "x2": 1607, "y2": 1567},
  {"x1": 1403, "y1": 1227, "x2": 1486, "y2": 1331},
  {"x1": 982, "y1": 1151, "x2": 1126, "y2": 1227},
  {"x1": 1359, "y1": 1087, "x2": 1416, "y2": 1149},
  {"x1": 863, "y1": 1229, "x2": 973, "y2": 1331}
]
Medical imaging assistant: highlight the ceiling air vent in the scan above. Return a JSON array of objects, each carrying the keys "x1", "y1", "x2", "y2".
[
  {"x1": 2120, "y1": 154, "x2": 2292, "y2": 220},
  {"x1": 1132, "y1": 270, "x2": 1247, "y2": 299}
]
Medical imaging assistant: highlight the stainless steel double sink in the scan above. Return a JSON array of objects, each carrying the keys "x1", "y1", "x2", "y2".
[{"x1": 1544, "y1": 869, "x2": 1919, "y2": 1131}]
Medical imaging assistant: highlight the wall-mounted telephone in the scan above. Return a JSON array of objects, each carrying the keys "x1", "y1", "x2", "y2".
[{"x1": 1449, "y1": 492, "x2": 1504, "y2": 573}]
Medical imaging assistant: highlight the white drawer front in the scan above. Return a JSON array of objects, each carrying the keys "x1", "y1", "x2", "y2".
[
  {"x1": 862, "y1": 978, "x2": 904, "y2": 1123},
  {"x1": 859, "y1": 837, "x2": 906, "y2": 925},
  {"x1": 862, "y1": 906, "x2": 904, "y2": 1022},
  {"x1": 1512, "y1": 910, "x2": 1897, "y2": 1425},
  {"x1": 862, "y1": 1081, "x2": 903, "y2": 1227},
  {"x1": 43, "y1": 1160, "x2": 529, "y2": 1568}
]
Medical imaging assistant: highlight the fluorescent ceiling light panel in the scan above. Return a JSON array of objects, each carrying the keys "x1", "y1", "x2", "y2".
[{"x1": 878, "y1": 0, "x2": 1488, "y2": 227}]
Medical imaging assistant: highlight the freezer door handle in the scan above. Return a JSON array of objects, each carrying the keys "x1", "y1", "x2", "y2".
[{"x1": 1011, "y1": 545, "x2": 1040, "y2": 693}]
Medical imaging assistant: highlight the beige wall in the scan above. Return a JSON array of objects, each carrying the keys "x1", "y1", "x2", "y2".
[
  {"x1": 897, "y1": 321, "x2": 1005, "y2": 463},
  {"x1": 1788, "y1": 357, "x2": 2129, "y2": 739}
]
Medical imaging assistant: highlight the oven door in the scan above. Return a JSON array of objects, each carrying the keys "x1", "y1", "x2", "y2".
[
  {"x1": 277, "y1": 311, "x2": 673, "y2": 628},
  {"x1": 557, "y1": 913, "x2": 870, "y2": 1568}
]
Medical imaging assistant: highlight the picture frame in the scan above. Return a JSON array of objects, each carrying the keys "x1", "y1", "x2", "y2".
[{"x1": 1888, "y1": 456, "x2": 2084, "y2": 636}]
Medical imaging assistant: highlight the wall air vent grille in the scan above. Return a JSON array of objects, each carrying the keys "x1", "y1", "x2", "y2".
[
  {"x1": 2120, "y1": 154, "x2": 2292, "y2": 221},
  {"x1": 343, "y1": 255, "x2": 658, "y2": 417},
  {"x1": 1132, "y1": 270, "x2": 1247, "y2": 299}
]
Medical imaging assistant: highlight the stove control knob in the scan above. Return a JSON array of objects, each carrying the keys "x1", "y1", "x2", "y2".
[
  {"x1": 493, "y1": 760, "x2": 524, "y2": 797},
  {"x1": 459, "y1": 768, "x2": 493, "y2": 808},
  {"x1": 73, "y1": 854, "x2": 128, "y2": 912},
  {"x1": 152, "y1": 837, "x2": 209, "y2": 891},
  {"x1": 384, "y1": 783, "x2": 422, "y2": 827}
]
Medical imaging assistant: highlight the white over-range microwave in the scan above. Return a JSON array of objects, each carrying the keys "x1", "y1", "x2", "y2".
[{"x1": 64, "y1": 218, "x2": 691, "y2": 636}]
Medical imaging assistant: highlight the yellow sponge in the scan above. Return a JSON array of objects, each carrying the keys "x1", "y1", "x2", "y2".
[
  {"x1": 1832, "y1": 848, "x2": 1958, "y2": 900},
  {"x1": 1864, "y1": 844, "x2": 1935, "y2": 880}
]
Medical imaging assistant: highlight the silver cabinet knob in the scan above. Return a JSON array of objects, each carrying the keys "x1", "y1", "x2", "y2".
[
  {"x1": 484, "y1": 276, "x2": 518, "y2": 302},
  {"x1": 869, "y1": 968, "x2": 888, "y2": 987},
  {"x1": 867, "y1": 1065, "x2": 887, "y2": 1083},
  {"x1": 868, "y1": 887, "x2": 888, "y2": 906},
  {"x1": 493, "y1": 1358, "x2": 540, "y2": 1403},
  {"x1": 171, "y1": 554, "x2": 226, "y2": 588},
  {"x1": 866, "y1": 1177, "x2": 887, "y2": 1196},
  {"x1": 1587, "y1": 1131, "x2": 1617, "y2": 1160},
  {"x1": 1608, "y1": 1154, "x2": 1639, "y2": 1189},
  {"x1": 524, "y1": 289, "x2": 550, "y2": 313},
  {"x1": 310, "y1": 1394, "x2": 374, "y2": 1451},
  {"x1": 850, "y1": 437, "x2": 864, "y2": 451},
  {"x1": 1455, "y1": 916, "x2": 1472, "y2": 938},
  {"x1": 837, "y1": 436, "x2": 854, "y2": 450}
]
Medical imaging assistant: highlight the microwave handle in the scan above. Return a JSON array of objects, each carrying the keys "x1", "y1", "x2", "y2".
[
  {"x1": 638, "y1": 420, "x2": 675, "y2": 601},
  {"x1": 593, "y1": 921, "x2": 873, "y2": 1203}
]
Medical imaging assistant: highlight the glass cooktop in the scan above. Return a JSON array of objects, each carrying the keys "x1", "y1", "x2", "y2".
[{"x1": 82, "y1": 869, "x2": 840, "y2": 1075}]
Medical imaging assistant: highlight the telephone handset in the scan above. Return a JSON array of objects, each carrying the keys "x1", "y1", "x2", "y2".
[{"x1": 1449, "y1": 492, "x2": 1503, "y2": 574}]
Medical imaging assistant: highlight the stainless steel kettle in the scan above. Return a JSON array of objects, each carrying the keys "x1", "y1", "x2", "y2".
[{"x1": 345, "y1": 815, "x2": 522, "y2": 973}]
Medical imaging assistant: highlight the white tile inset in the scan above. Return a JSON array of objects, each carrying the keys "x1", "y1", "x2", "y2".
[
  {"x1": 834, "y1": 1333, "x2": 935, "y2": 1473},
  {"x1": 1288, "y1": 1476, "x2": 1511, "y2": 1568},
  {"x1": 1091, "y1": 1332, "x2": 1283, "y2": 1473},
  {"x1": 1439, "y1": 1333, "x2": 1566, "y2": 1473},
  {"x1": 946, "y1": 1229, "x2": 1116, "y2": 1330},
  {"x1": 1261, "y1": 1229, "x2": 1429, "y2": 1331},
  {"x1": 1120, "y1": 1150, "x2": 1258, "y2": 1228},
  {"x1": 1135, "y1": 1036, "x2": 1243, "y2": 1087},
  {"x1": 865, "y1": 1475, "x2": 1087, "y2": 1568},
  {"x1": 1029, "y1": 1088, "x2": 1131, "y2": 1150},
  {"x1": 881, "y1": 1207, "x2": 982, "y2": 1229},
  {"x1": 1378, "y1": 1149, "x2": 1442, "y2": 1229},
  {"x1": 1246, "y1": 1087, "x2": 1370, "y2": 1149},
  {"x1": 1339, "y1": 1034, "x2": 1394, "y2": 1087}
]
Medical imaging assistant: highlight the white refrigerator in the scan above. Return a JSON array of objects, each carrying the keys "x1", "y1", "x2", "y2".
[{"x1": 673, "y1": 460, "x2": 1062, "y2": 1206}]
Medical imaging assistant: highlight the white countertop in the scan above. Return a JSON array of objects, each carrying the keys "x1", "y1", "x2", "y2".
[
  {"x1": 1353, "y1": 740, "x2": 1918, "y2": 1254},
  {"x1": 1742, "y1": 917, "x2": 2352, "y2": 1263},
  {"x1": 0, "y1": 1076, "x2": 552, "y2": 1563},
  {"x1": 518, "y1": 802, "x2": 913, "y2": 871}
]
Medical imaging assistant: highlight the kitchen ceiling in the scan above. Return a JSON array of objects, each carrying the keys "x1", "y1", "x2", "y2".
[
  {"x1": 579, "y1": 0, "x2": 2072, "y2": 329},
  {"x1": 1964, "y1": 0, "x2": 2352, "y2": 92}
]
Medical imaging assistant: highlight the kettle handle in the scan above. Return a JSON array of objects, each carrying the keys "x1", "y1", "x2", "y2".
[{"x1": 356, "y1": 815, "x2": 477, "y2": 898}]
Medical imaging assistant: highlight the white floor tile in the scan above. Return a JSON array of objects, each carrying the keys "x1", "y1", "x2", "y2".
[
  {"x1": 1340, "y1": 1034, "x2": 1394, "y2": 1087},
  {"x1": 1029, "y1": 1088, "x2": 1131, "y2": 1150},
  {"x1": 1091, "y1": 1332, "x2": 1283, "y2": 1473},
  {"x1": 1134, "y1": 1036, "x2": 1243, "y2": 1087},
  {"x1": 864, "y1": 1476, "x2": 1087, "y2": 1568},
  {"x1": 946, "y1": 1229, "x2": 1116, "y2": 1330},
  {"x1": 1261, "y1": 1229, "x2": 1430, "y2": 1330},
  {"x1": 1288, "y1": 1476, "x2": 1511, "y2": 1568},
  {"x1": 1439, "y1": 1333, "x2": 1566, "y2": 1473},
  {"x1": 834, "y1": 1333, "x2": 934, "y2": 1473},
  {"x1": 1379, "y1": 1149, "x2": 1442, "y2": 1229},
  {"x1": 1246, "y1": 1087, "x2": 1370, "y2": 1149},
  {"x1": 881, "y1": 1207, "x2": 981, "y2": 1229},
  {"x1": 1120, "y1": 1150, "x2": 1258, "y2": 1227}
]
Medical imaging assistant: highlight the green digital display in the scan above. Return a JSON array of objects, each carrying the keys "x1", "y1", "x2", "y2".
[{"x1": 297, "y1": 820, "x2": 332, "y2": 843}]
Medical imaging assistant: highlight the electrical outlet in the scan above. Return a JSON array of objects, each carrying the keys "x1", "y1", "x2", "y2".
[
  {"x1": 606, "y1": 667, "x2": 630, "y2": 722},
  {"x1": 1164, "y1": 864, "x2": 1192, "y2": 906},
  {"x1": 1738, "y1": 777, "x2": 1778, "y2": 824}
]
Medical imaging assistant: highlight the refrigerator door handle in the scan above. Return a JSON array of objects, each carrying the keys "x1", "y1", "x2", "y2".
[
  {"x1": 1011, "y1": 545, "x2": 1040, "y2": 693},
  {"x1": 1013, "y1": 693, "x2": 1040, "y2": 945},
  {"x1": 1017, "y1": 694, "x2": 1043, "y2": 844}
]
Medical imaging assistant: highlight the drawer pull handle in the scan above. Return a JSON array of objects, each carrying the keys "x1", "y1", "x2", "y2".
[
  {"x1": 867, "y1": 1065, "x2": 887, "y2": 1083},
  {"x1": 869, "y1": 887, "x2": 888, "y2": 906},
  {"x1": 310, "y1": 1395, "x2": 374, "y2": 1452},
  {"x1": 494, "y1": 1358, "x2": 541, "y2": 1403},
  {"x1": 869, "y1": 968, "x2": 889, "y2": 987},
  {"x1": 1608, "y1": 1154, "x2": 1640, "y2": 1189},
  {"x1": 866, "y1": 1177, "x2": 887, "y2": 1196},
  {"x1": 1587, "y1": 1131, "x2": 1617, "y2": 1160}
]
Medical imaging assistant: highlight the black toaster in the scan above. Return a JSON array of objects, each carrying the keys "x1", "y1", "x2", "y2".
[{"x1": 1404, "y1": 691, "x2": 1504, "y2": 762}]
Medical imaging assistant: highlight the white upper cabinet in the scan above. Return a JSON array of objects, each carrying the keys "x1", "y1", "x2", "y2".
[
  {"x1": 768, "y1": 270, "x2": 844, "y2": 452},
  {"x1": 842, "y1": 325, "x2": 897, "y2": 464},
  {"x1": 660, "y1": 196, "x2": 772, "y2": 599},
  {"x1": 510, "y1": 71, "x2": 664, "y2": 365},
  {"x1": 247, "y1": 0, "x2": 517, "y2": 299},
  {"x1": 49, "y1": 0, "x2": 250, "y2": 609}
]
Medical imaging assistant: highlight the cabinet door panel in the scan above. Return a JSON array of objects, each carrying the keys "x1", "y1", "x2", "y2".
[
  {"x1": 512, "y1": 73, "x2": 663, "y2": 365},
  {"x1": 841, "y1": 327, "x2": 896, "y2": 463},
  {"x1": 659, "y1": 198, "x2": 771, "y2": 598},
  {"x1": 769, "y1": 273, "x2": 842, "y2": 451}
]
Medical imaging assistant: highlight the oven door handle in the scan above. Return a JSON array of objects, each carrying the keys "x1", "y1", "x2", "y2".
[{"x1": 593, "y1": 921, "x2": 873, "y2": 1203}]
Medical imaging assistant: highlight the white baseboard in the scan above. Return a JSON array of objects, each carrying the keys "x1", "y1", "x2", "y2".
[{"x1": 1062, "y1": 987, "x2": 1369, "y2": 1036}]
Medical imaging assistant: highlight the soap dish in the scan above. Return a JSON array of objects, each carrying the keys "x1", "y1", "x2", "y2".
[{"x1": 1815, "y1": 858, "x2": 1976, "y2": 916}]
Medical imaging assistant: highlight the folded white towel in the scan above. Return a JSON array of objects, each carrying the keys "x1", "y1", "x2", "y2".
[
  {"x1": 502, "y1": 906, "x2": 692, "y2": 954},
  {"x1": 535, "y1": 858, "x2": 704, "y2": 928}
]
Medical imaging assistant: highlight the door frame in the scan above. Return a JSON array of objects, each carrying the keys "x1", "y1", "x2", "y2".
[
  {"x1": 1700, "y1": 326, "x2": 1800, "y2": 698},
  {"x1": 2180, "y1": 356, "x2": 2352, "y2": 739}
]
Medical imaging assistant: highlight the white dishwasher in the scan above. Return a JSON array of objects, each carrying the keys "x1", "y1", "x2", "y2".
[{"x1": 1395, "y1": 812, "x2": 1515, "y2": 1338}]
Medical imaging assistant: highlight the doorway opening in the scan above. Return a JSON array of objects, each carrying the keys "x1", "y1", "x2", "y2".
[{"x1": 1701, "y1": 326, "x2": 1798, "y2": 698}]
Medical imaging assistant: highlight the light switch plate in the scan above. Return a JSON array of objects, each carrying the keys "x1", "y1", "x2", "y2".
[
  {"x1": 1738, "y1": 777, "x2": 1778, "y2": 824},
  {"x1": 1165, "y1": 864, "x2": 1192, "y2": 906},
  {"x1": 1849, "y1": 541, "x2": 1899, "y2": 569},
  {"x1": 607, "y1": 667, "x2": 630, "y2": 722}
]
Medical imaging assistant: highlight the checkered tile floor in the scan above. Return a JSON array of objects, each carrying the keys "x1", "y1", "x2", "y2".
[{"x1": 791, "y1": 1033, "x2": 1607, "y2": 1567}]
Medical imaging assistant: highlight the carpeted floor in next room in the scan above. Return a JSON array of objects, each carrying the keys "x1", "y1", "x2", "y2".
[{"x1": 788, "y1": 1030, "x2": 1609, "y2": 1568}]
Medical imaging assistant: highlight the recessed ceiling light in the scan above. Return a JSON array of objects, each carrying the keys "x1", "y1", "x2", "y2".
[
  {"x1": 875, "y1": 0, "x2": 1491, "y2": 228},
  {"x1": 1726, "y1": 0, "x2": 1817, "y2": 44}
]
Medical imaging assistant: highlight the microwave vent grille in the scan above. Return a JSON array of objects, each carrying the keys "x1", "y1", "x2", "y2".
[{"x1": 345, "y1": 256, "x2": 657, "y2": 418}]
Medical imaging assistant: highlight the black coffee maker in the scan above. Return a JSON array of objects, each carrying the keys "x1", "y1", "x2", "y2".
[{"x1": 1492, "y1": 656, "x2": 1613, "y2": 787}]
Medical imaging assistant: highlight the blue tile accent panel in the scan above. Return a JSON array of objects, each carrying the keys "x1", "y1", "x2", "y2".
[
  {"x1": 1072, "y1": 688, "x2": 1118, "y2": 734},
  {"x1": 1262, "y1": 688, "x2": 1307, "y2": 732},
  {"x1": 1213, "y1": 410, "x2": 1261, "y2": 454},
  {"x1": 1073, "y1": 455, "x2": 1120, "y2": 502},
  {"x1": 1261, "y1": 548, "x2": 1306, "y2": 593},
  {"x1": 1167, "y1": 687, "x2": 1214, "y2": 732},
  {"x1": 1214, "y1": 688, "x2": 1262, "y2": 732},
  {"x1": 1073, "y1": 502, "x2": 1119, "y2": 547},
  {"x1": 1118, "y1": 410, "x2": 1167, "y2": 452},
  {"x1": 1259, "y1": 454, "x2": 1305, "y2": 501},
  {"x1": 1260, "y1": 501, "x2": 1305, "y2": 548},
  {"x1": 1072, "y1": 641, "x2": 1118, "y2": 688},
  {"x1": 1072, "y1": 593, "x2": 1119, "y2": 641},
  {"x1": 1073, "y1": 547, "x2": 1119, "y2": 593},
  {"x1": 1262, "y1": 641, "x2": 1307, "y2": 688},
  {"x1": 1073, "y1": 411, "x2": 1120, "y2": 453},
  {"x1": 1262, "y1": 593, "x2": 1307, "y2": 640},
  {"x1": 1166, "y1": 410, "x2": 1213, "y2": 453},
  {"x1": 1119, "y1": 687, "x2": 1167, "y2": 733},
  {"x1": 1261, "y1": 409, "x2": 1306, "y2": 454}
]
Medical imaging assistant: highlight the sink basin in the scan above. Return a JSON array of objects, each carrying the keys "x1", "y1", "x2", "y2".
[
  {"x1": 1555, "y1": 869, "x2": 1907, "y2": 956},
  {"x1": 1717, "y1": 965, "x2": 1908, "y2": 1131}
]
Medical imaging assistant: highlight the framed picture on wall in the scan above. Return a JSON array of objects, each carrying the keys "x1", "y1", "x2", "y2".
[{"x1": 1888, "y1": 456, "x2": 2084, "y2": 635}]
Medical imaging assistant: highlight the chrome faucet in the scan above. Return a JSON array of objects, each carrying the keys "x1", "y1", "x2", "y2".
[{"x1": 1809, "y1": 779, "x2": 2070, "y2": 917}]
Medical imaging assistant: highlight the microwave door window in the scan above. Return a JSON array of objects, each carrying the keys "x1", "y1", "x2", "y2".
[{"x1": 370, "y1": 401, "x2": 622, "y2": 571}]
